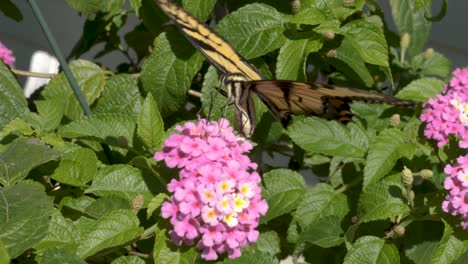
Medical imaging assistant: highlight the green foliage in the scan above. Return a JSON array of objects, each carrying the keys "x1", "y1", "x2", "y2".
[{"x1": 0, "y1": 0, "x2": 462, "y2": 263}]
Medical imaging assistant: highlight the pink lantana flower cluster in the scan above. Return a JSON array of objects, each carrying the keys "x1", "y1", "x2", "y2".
[
  {"x1": 0, "y1": 42, "x2": 15, "y2": 67},
  {"x1": 420, "y1": 68, "x2": 468, "y2": 148},
  {"x1": 155, "y1": 118, "x2": 268, "y2": 260},
  {"x1": 442, "y1": 155, "x2": 468, "y2": 229}
]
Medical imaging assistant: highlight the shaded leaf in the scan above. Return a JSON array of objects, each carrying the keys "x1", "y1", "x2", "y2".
[
  {"x1": 153, "y1": 225, "x2": 199, "y2": 264},
  {"x1": 50, "y1": 148, "x2": 97, "y2": 187},
  {"x1": 340, "y1": 19, "x2": 389, "y2": 67},
  {"x1": 147, "y1": 193, "x2": 169, "y2": 219},
  {"x1": 276, "y1": 34, "x2": 323, "y2": 81},
  {"x1": 0, "y1": 183, "x2": 54, "y2": 258},
  {"x1": 34, "y1": 210, "x2": 79, "y2": 253},
  {"x1": 60, "y1": 113, "x2": 135, "y2": 148},
  {"x1": 42, "y1": 60, "x2": 105, "y2": 121},
  {"x1": 358, "y1": 174, "x2": 410, "y2": 222},
  {"x1": 140, "y1": 32, "x2": 203, "y2": 117},
  {"x1": 294, "y1": 183, "x2": 349, "y2": 229},
  {"x1": 431, "y1": 221, "x2": 466, "y2": 264},
  {"x1": 216, "y1": 4, "x2": 287, "y2": 59},
  {"x1": 137, "y1": 93, "x2": 164, "y2": 152},
  {"x1": 363, "y1": 128, "x2": 416, "y2": 189},
  {"x1": 288, "y1": 117, "x2": 369, "y2": 158},
  {"x1": 111, "y1": 256, "x2": 146, "y2": 264},
  {"x1": 94, "y1": 74, "x2": 142, "y2": 120},
  {"x1": 86, "y1": 164, "x2": 153, "y2": 202},
  {"x1": 0, "y1": 62, "x2": 28, "y2": 130},
  {"x1": 0, "y1": 137, "x2": 60, "y2": 186},
  {"x1": 261, "y1": 169, "x2": 307, "y2": 223},
  {"x1": 389, "y1": 0, "x2": 431, "y2": 55},
  {"x1": 76, "y1": 209, "x2": 143, "y2": 258},
  {"x1": 300, "y1": 215, "x2": 344, "y2": 248},
  {"x1": 411, "y1": 50, "x2": 451, "y2": 78},
  {"x1": 37, "y1": 247, "x2": 85, "y2": 264},
  {"x1": 343, "y1": 236, "x2": 399, "y2": 264},
  {"x1": 397, "y1": 77, "x2": 445, "y2": 102}
]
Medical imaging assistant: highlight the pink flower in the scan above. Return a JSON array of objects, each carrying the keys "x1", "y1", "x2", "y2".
[
  {"x1": 442, "y1": 154, "x2": 468, "y2": 228},
  {"x1": 421, "y1": 68, "x2": 468, "y2": 148},
  {"x1": 155, "y1": 118, "x2": 268, "y2": 260},
  {"x1": 0, "y1": 42, "x2": 15, "y2": 67}
]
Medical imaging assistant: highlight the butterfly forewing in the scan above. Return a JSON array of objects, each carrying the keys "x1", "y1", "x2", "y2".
[{"x1": 157, "y1": 0, "x2": 264, "y2": 81}]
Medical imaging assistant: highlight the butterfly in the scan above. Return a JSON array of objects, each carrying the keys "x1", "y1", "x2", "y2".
[{"x1": 156, "y1": 0, "x2": 416, "y2": 137}]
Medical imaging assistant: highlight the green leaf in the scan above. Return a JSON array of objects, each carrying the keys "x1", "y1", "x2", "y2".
[
  {"x1": 34, "y1": 210, "x2": 79, "y2": 253},
  {"x1": 389, "y1": 0, "x2": 431, "y2": 55},
  {"x1": 0, "y1": 137, "x2": 60, "y2": 186},
  {"x1": 276, "y1": 34, "x2": 323, "y2": 81},
  {"x1": 25, "y1": 100, "x2": 64, "y2": 132},
  {"x1": 288, "y1": 7, "x2": 327, "y2": 25},
  {"x1": 111, "y1": 256, "x2": 146, "y2": 264},
  {"x1": 76, "y1": 209, "x2": 143, "y2": 258},
  {"x1": 216, "y1": 3, "x2": 287, "y2": 59},
  {"x1": 299, "y1": 215, "x2": 344, "y2": 248},
  {"x1": 0, "y1": 183, "x2": 54, "y2": 258},
  {"x1": 294, "y1": 183, "x2": 349, "y2": 229},
  {"x1": 288, "y1": 117, "x2": 369, "y2": 158},
  {"x1": 431, "y1": 221, "x2": 466, "y2": 264},
  {"x1": 253, "y1": 231, "x2": 281, "y2": 256},
  {"x1": 59, "y1": 196, "x2": 95, "y2": 215},
  {"x1": 414, "y1": 0, "x2": 431, "y2": 12},
  {"x1": 411, "y1": 50, "x2": 451, "y2": 78},
  {"x1": 223, "y1": 249, "x2": 279, "y2": 264},
  {"x1": 0, "y1": 119, "x2": 34, "y2": 139},
  {"x1": 42, "y1": 60, "x2": 105, "y2": 121},
  {"x1": 141, "y1": 32, "x2": 203, "y2": 117},
  {"x1": 147, "y1": 193, "x2": 169, "y2": 219},
  {"x1": 261, "y1": 169, "x2": 307, "y2": 223},
  {"x1": 0, "y1": 0, "x2": 23, "y2": 21},
  {"x1": 37, "y1": 248, "x2": 86, "y2": 264},
  {"x1": 84, "y1": 196, "x2": 133, "y2": 219},
  {"x1": 94, "y1": 74, "x2": 143, "y2": 120},
  {"x1": 0, "y1": 61, "x2": 28, "y2": 130},
  {"x1": 333, "y1": 38, "x2": 374, "y2": 87},
  {"x1": 65, "y1": 0, "x2": 124, "y2": 20},
  {"x1": 350, "y1": 103, "x2": 386, "y2": 128},
  {"x1": 153, "y1": 225, "x2": 199, "y2": 264},
  {"x1": 0, "y1": 239, "x2": 9, "y2": 264},
  {"x1": 358, "y1": 173, "x2": 410, "y2": 222},
  {"x1": 396, "y1": 77, "x2": 445, "y2": 102},
  {"x1": 86, "y1": 164, "x2": 153, "y2": 202},
  {"x1": 50, "y1": 148, "x2": 97, "y2": 187},
  {"x1": 200, "y1": 66, "x2": 229, "y2": 121},
  {"x1": 60, "y1": 113, "x2": 135, "y2": 148},
  {"x1": 301, "y1": 0, "x2": 365, "y2": 21},
  {"x1": 181, "y1": 0, "x2": 216, "y2": 22},
  {"x1": 340, "y1": 19, "x2": 389, "y2": 67},
  {"x1": 129, "y1": 0, "x2": 142, "y2": 17},
  {"x1": 363, "y1": 128, "x2": 416, "y2": 189},
  {"x1": 137, "y1": 93, "x2": 164, "y2": 152},
  {"x1": 343, "y1": 236, "x2": 399, "y2": 264}
]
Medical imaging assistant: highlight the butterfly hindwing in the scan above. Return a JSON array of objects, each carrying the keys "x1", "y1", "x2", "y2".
[{"x1": 245, "y1": 80, "x2": 416, "y2": 126}]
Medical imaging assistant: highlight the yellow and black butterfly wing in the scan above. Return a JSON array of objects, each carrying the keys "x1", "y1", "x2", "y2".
[
  {"x1": 245, "y1": 80, "x2": 416, "y2": 125},
  {"x1": 156, "y1": 0, "x2": 264, "y2": 81}
]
